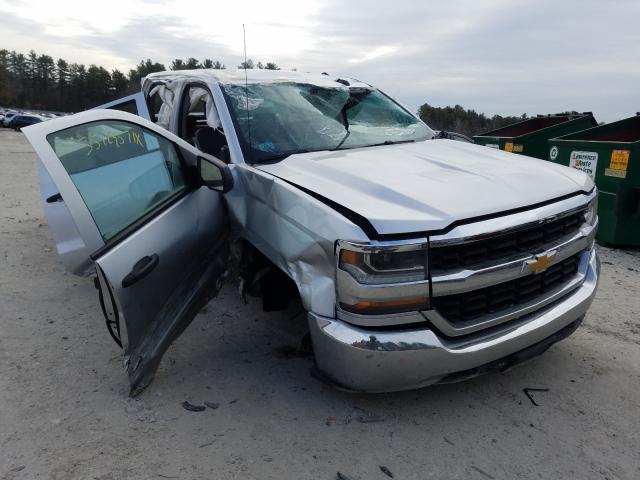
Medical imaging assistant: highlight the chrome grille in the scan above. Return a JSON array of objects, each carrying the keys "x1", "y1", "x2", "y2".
[
  {"x1": 432, "y1": 254, "x2": 581, "y2": 324},
  {"x1": 430, "y1": 210, "x2": 584, "y2": 271}
]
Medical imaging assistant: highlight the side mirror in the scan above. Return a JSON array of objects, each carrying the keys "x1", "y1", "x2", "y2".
[{"x1": 197, "y1": 156, "x2": 233, "y2": 193}]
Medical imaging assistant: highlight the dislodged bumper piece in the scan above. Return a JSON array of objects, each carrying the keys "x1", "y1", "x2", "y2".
[{"x1": 309, "y1": 248, "x2": 599, "y2": 392}]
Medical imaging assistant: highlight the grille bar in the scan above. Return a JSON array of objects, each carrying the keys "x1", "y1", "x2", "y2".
[
  {"x1": 432, "y1": 254, "x2": 581, "y2": 324},
  {"x1": 430, "y1": 210, "x2": 585, "y2": 271}
]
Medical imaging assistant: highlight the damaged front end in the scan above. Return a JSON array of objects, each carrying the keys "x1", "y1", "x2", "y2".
[{"x1": 225, "y1": 164, "x2": 370, "y2": 318}]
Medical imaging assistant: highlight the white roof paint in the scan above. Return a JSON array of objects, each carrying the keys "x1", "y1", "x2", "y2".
[{"x1": 143, "y1": 69, "x2": 371, "y2": 88}]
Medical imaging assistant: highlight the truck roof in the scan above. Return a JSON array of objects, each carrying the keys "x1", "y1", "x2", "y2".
[{"x1": 143, "y1": 68, "x2": 371, "y2": 89}]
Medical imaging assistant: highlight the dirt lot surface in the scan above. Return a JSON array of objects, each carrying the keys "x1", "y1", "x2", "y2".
[{"x1": 1, "y1": 128, "x2": 639, "y2": 480}]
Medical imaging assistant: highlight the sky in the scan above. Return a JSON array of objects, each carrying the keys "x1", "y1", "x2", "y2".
[{"x1": 1, "y1": 0, "x2": 639, "y2": 122}]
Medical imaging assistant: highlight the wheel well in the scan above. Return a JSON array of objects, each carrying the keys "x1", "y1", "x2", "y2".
[{"x1": 232, "y1": 239, "x2": 301, "y2": 311}]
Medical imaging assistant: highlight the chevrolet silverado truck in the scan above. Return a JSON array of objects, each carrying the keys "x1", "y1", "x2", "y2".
[{"x1": 23, "y1": 69, "x2": 600, "y2": 395}]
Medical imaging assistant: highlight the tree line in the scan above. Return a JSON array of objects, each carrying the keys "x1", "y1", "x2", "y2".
[
  {"x1": 418, "y1": 103, "x2": 529, "y2": 137},
  {"x1": 0, "y1": 47, "x2": 538, "y2": 135},
  {"x1": 0, "y1": 48, "x2": 280, "y2": 113}
]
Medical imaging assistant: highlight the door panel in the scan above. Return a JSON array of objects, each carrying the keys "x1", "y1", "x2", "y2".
[
  {"x1": 95, "y1": 187, "x2": 228, "y2": 394},
  {"x1": 38, "y1": 159, "x2": 95, "y2": 275},
  {"x1": 23, "y1": 110, "x2": 231, "y2": 395}
]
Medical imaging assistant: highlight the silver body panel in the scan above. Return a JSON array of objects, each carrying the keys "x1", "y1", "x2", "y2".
[
  {"x1": 256, "y1": 140, "x2": 593, "y2": 235},
  {"x1": 95, "y1": 187, "x2": 228, "y2": 393},
  {"x1": 37, "y1": 159, "x2": 94, "y2": 275},
  {"x1": 224, "y1": 164, "x2": 369, "y2": 317}
]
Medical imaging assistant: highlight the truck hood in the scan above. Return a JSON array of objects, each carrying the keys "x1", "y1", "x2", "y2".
[{"x1": 256, "y1": 140, "x2": 593, "y2": 236}]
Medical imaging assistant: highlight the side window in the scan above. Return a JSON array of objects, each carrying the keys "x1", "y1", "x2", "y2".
[{"x1": 47, "y1": 120, "x2": 186, "y2": 242}]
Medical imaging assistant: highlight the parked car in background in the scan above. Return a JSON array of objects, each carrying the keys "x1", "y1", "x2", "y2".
[
  {"x1": 433, "y1": 130, "x2": 475, "y2": 143},
  {"x1": 23, "y1": 69, "x2": 599, "y2": 396},
  {"x1": 12, "y1": 115, "x2": 44, "y2": 130},
  {"x1": 2, "y1": 112, "x2": 18, "y2": 127}
]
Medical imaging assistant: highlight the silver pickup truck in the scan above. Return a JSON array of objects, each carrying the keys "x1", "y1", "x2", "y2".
[{"x1": 23, "y1": 69, "x2": 600, "y2": 395}]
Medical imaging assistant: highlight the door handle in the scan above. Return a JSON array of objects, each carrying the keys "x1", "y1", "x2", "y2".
[
  {"x1": 121, "y1": 254, "x2": 159, "y2": 288},
  {"x1": 46, "y1": 192, "x2": 63, "y2": 203}
]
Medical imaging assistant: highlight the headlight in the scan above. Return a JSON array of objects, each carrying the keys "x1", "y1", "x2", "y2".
[
  {"x1": 339, "y1": 248, "x2": 427, "y2": 284},
  {"x1": 336, "y1": 241, "x2": 429, "y2": 315},
  {"x1": 584, "y1": 195, "x2": 598, "y2": 226}
]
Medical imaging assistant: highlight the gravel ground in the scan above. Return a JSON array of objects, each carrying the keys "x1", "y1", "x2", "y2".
[{"x1": 0, "y1": 128, "x2": 639, "y2": 480}]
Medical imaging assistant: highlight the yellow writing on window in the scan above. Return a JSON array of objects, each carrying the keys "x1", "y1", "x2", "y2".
[{"x1": 86, "y1": 130, "x2": 144, "y2": 156}]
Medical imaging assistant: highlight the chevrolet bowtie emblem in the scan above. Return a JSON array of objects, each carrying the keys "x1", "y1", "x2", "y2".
[{"x1": 525, "y1": 251, "x2": 557, "y2": 274}]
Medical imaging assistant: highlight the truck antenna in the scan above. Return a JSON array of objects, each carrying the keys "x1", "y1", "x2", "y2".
[{"x1": 243, "y1": 24, "x2": 252, "y2": 150}]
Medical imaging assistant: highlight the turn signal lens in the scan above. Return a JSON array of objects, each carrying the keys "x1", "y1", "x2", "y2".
[
  {"x1": 339, "y1": 249, "x2": 360, "y2": 266},
  {"x1": 584, "y1": 196, "x2": 598, "y2": 226},
  {"x1": 341, "y1": 296, "x2": 429, "y2": 315}
]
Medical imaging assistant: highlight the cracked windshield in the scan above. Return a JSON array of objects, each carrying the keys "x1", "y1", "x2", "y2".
[{"x1": 223, "y1": 82, "x2": 432, "y2": 162}]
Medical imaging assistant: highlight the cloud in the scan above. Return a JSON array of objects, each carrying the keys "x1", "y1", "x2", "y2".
[
  {"x1": 1, "y1": 0, "x2": 638, "y2": 121},
  {"x1": 79, "y1": 15, "x2": 238, "y2": 69},
  {"x1": 296, "y1": 0, "x2": 640, "y2": 122},
  {"x1": 348, "y1": 46, "x2": 397, "y2": 64}
]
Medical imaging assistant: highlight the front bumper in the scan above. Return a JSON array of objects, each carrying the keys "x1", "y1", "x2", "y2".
[{"x1": 309, "y1": 247, "x2": 600, "y2": 392}]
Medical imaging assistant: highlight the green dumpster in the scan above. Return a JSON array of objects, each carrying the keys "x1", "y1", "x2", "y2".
[
  {"x1": 474, "y1": 113, "x2": 598, "y2": 159},
  {"x1": 547, "y1": 114, "x2": 640, "y2": 246}
]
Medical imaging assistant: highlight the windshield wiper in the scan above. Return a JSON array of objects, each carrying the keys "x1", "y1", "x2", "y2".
[
  {"x1": 253, "y1": 149, "x2": 313, "y2": 163},
  {"x1": 368, "y1": 139, "x2": 417, "y2": 147},
  {"x1": 331, "y1": 88, "x2": 372, "y2": 151},
  {"x1": 330, "y1": 100, "x2": 352, "y2": 151},
  {"x1": 332, "y1": 130, "x2": 351, "y2": 150}
]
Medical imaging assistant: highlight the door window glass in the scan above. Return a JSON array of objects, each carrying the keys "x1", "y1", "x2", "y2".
[{"x1": 47, "y1": 120, "x2": 186, "y2": 241}]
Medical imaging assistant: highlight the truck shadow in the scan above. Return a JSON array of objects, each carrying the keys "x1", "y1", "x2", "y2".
[{"x1": 146, "y1": 283, "x2": 576, "y2": 419}]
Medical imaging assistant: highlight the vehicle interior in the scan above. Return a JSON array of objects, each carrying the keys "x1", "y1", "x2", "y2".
[{"x1": 180, "y1": 85, "x2": 230, "y2": 163}]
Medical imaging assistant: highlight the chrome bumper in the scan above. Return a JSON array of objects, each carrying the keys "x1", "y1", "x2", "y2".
[{"x1": 309, "y1": 247, "x2": 599, "y2": 392}]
